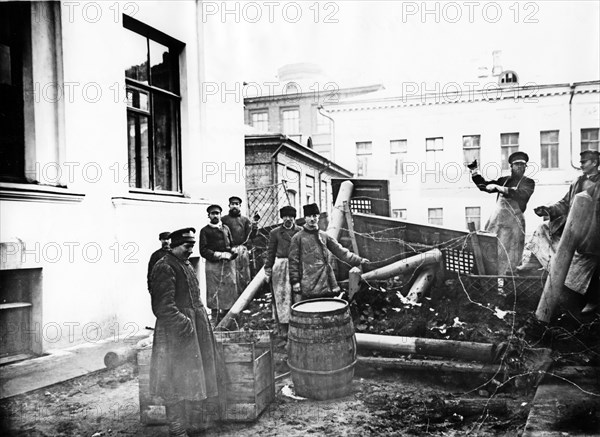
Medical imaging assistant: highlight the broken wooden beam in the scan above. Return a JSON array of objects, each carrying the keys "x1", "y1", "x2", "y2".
[
  {"x1": 442, "y1": 398, "x2": 509, "y2": 416},
  {"x1": 216, "y1": 267, "x2": 267, "y2": 331},
  {"x1": 355, "y1": 333, "x2": 496, "y2": 363},
  {"x1": 327, "y1": 180, "x2": 353, "y2": 241},
  {"x1": 405, "y1": 265, "x2": 436, "y2": 303},
  {"x1": 357, "y1": 355, "x2": 501, "y2": 375},
  {"x1": 361, "y1": 249, "x2": 442, "y2": 282},
  {"x1": 536, "y1": 192, "x2": 593, "y2": 323}
]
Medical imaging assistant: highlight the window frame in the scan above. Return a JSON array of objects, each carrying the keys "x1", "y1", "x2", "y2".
[
  {"x1": 250, "y1": 110, "x2": 269, "y2": 132},
  {"x1": 581, "y1": 128, "x2": 599, "y2": 152},
  {"x1": 540, "y1": 130, "x2": 559, "y2": 169},
  {"x1": 123, "y1": 14, "x2": 185, "y2": 194},
  {"x1": 390, "y1": 139, "x2": 408, "y2": 176},
  {"x1": 280, "y1": 107, "x2": 300, "y2": 135},
  {"x1": 462, "y1": 135, "x2": 481, "y2": 171},
  {"x1": 428, "y1": 207, "x2": 443, "y2": 226},
  {"x1": 356, "y1": 141, "x2": 372, "y2": 177},
  {"x1": 500, "y1": 133, "x2": 519, "y2": 170},
  {"x1": 465, "y1": 206, "x2": 481, "y2": 230}
]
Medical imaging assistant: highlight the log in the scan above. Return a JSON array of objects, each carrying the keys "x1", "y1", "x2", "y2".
[
  {"x1": 216, "y1": 267, "x2": 267, "y2": 330},
  {"x1": 361, "y1": 249, "x2": 442, "y2": 282},
  {"x1": 356, "y1": 333, "x2": 495, "y2": 363},
  {"x1": 327, "y1": 180, "x2": 353, "y2": 240},
  {"x1": 536, "y1": 192, "x2": 593, "y2": 323},
  {"x1": 357, "y1": 355, "x2": 502, "y2": 375},
  {"x1": 405, "y1": 265, "x2": 435, "y2": 303},
  {"x1": 104, "y1": 347, "x2": 138, "y2": 368},
  {"x1": 443, "y1": 398, "x2": 508, "y2": 416}
]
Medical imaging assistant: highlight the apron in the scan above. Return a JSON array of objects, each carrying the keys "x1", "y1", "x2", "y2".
[
  {"x1": 271, "y1": 258, "x2": 292, "y2": 323},
  {"x1": 231, "y1": 245, "x2": 251, "y2": 294},
  {"x1": 205, "y1": 259, "x2": 237, "y2": 310},
  {"x1": 485, "y1": 184, "x2": 526, "y2": 275}
]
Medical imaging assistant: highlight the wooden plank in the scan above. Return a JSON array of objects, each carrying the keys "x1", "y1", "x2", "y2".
[
  {"x1": 223, "y1": 362, "x2": 255, "y2": 384},
  {"x1": 225, "y1": 382, "x2": 255, "y2": 402},
  {"x1": 467, "y1": 222, "x2": 486, "y2": 275},
  {"x1": 220, "y1": 402, "x2": 257, "y2": 422},
  {"x1": 253, "y1": 351, "x2": 273, "y2": 395},
  {"x1": 222, "y1": 343, "x2": 255, "y2": 363}
]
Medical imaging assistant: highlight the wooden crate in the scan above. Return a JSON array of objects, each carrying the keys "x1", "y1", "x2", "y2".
[
  {"x1": 214, "y1": 330, "x2": 275, "y2": 422},
  {"x1": 137, "y1": 330, "x2": 275, "y2": 425}
]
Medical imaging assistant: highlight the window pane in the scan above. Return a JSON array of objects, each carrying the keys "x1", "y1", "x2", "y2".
[
  {"x1": 127, "y1": 112, "x2": 150, "y2": 188},
  {"x1": 149, "y1": 39, "x2": 176, "y2": 92},
  {"x1": 356, "y1": 141, "x2": 372, "y2": 155},
  {"x1": 428, "y1": 208, "x2": 443, "y2": 226},
  {"x1": 123, "y1": 31, "x2": 148, "y2": 85},
  {"x1": 465, "y1": 206, "x2": 481, "y2": 230},
  {"x1": 541, "y1": 130, "x2": 559, "y2": 169},
  {"x1": 581, "y1": 128, "x2": 599, "y2": 152},
  {"x1": 126, "y1": 87, "x2": 149, "y2": 112},
  {"x1": 251, "y1": 112, "x2": 269, "y2": 131},
  {"x1": 500, "y1": 133, "x2": 519, "y2": 170},
  {"x1": 153, "y1": 94, "x2": 179, "y2": 191},
  {"x1": 390, "y1": 139, "x2": 407, "y2": 154},
  {"x1": 282, "y1": 109, "x2": 299, "y2": 134}
]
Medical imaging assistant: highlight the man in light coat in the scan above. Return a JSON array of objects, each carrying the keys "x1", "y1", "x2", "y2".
[{"x1": 288, "y1": 203, "x2": 368, "y2": 302}]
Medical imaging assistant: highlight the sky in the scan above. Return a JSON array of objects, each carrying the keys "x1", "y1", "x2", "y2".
[{"x1": 207, "y1": 0, "x2": 600, "y2": 90}]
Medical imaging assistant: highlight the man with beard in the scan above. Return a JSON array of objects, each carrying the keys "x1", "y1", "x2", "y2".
[
  {"x1": 264, "y1": 205, "x2": 302, "y2": 338},
  {"x1": 518, "y1": 150, "x2": 600, "y2": 314},
  {"x1": 469, "y1": 151, "x2": 535, "y2": 275},
  {"x1": 199, "y1": 204, "x2": 238, "y2": 325},
  {"x1": 147, "y1": 231, "x2": 170, "y2": 292},
  {"x1": 288, "y1": 203, "x2": 369, "y2": 302},
  {"x1": 149, "y1": 227, "x2": 220, "y2": 436},
  {"x1": 221, "y1": 196, "x2": 258, "y2": 293}
]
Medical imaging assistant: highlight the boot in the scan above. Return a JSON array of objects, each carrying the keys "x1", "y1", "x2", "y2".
[{"x1": 166, "y1": 401, "x2": 189, "y2": 437}]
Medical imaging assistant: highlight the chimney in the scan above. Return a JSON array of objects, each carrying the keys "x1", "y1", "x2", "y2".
[{"x1": 492, "y1": 50, "x2": 503, "y2": 76}]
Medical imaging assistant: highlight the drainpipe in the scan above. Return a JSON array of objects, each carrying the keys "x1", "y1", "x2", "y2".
[
  {"x1": 568, "y1": 84, "x2": 579, "y2": 170},
  {"x1": 317, "y1": 105, "x2": 335, "y2": 162}
]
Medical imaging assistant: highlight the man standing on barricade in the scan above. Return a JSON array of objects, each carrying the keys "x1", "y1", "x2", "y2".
[
  {"x1": 264, "y1": 205, "x2": 302, "y2": 339},
  {"x1": 288, "y1": 203, "x2": 369, "y2": 303},
  {"x1": 221, "y1": 196, "x2": 258, "y2": 293},
  {"x1": 200, "y1": 204, "x2": 238, "y2": 325}
]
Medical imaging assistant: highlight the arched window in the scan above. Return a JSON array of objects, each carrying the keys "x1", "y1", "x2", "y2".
[{"x1": 499, "y1": 71, "x2": 518, "y2": 85}]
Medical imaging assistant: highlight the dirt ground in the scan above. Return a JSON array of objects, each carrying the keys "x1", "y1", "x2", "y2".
[{"x1": 1, "y1": 275, "x2": 598, "y2": 436}]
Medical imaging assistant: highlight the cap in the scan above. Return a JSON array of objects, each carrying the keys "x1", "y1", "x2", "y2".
[
  {"x1": 508, "y1": 151, "x2": 529, "y2": 165},
  {"x1": 158, "y1": 232, "x2": 170, "y2": 240},
  {"x1": 303, "y1": 203, "x2": 320, "y2": 217},
  {"x1": 580, "y1": 149, "x2": 600, "y2": 163},
  {"x1": 169, "y1": 227, "x2": 196, "y2": 247},
  {"x1": 207, "y1": 204, "x2": 222, "y2": 214},
  {"x1": 228, "y1": 196, "x2": 242, "y2": 204},
  {"x1": 280, "y1": 205, "x2": 297, "y2": 218}
]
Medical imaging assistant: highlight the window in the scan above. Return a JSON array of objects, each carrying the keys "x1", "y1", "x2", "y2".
[
  {"x1": 281, "y1": 108, "x2": 300, "y2": 135},
  {"x1": 581, "y1": 128, "x2": 599, "y2": 152},
  {"x1": 286, "y1": 189, "x2": 297, "y2": 210},
  {"x1": 390, "y1": 139, "x2": 407, "y2": 176},
  {"x1": 500, "y1": 133, "x2": 519, "y2": 170},
  {"x1": 124, "y1": 15, "x2": 184, "y2": 192},
  {"x1": 462, "y1": 135, "x2": 480, "y2": 170},
  {"x1": 251, "y1": 111, "x2": 269, "y2": 132},
  {"x1": 392, "y1": 209, "x2": 407, "y2": 220},
  {"x1": 320, "y1": 179, "x2": 329, "y2": 213},
  {"x1": 356, "y1": 141, "x2": 372, "y2": 177},
  {"x1": 465, "y1": 207, "x2": 481, "y2": 230},
  {"x1": 425, "y1": 137, "x2": 443, "y2": 169},
  {"x1": 540, "y1": 130, "x2": 559, "y2": 169},
  {"x1": 499, "y1": 71, "x2": 518, "y2": 85},
  {"x1": 305, "y1": 175, "x2": 315, "y2": 204},
  {"x1": 428, "y1": 208, "x2": 443, "y2": 226}
]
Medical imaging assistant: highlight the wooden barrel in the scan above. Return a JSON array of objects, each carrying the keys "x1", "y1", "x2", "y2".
[{"x1": 288, "y1": 298, "x2": 356, "y2": 400}]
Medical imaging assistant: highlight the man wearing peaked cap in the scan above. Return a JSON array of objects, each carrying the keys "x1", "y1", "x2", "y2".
[
  {"x1": 199, "y1": 204, "x2": 238, "y2": 325},
  {"x1": 519, "y1": 149, "x2": 600, "y2": 317},
  {"x1": 288, "y1": 203, "x2": 369, "y2": 302},
  {"x1": 264, "y1": 205, "x2": 302, "y2": 339},
  {"x1": 469, "y1": 151, "x2": 535, "y2": 275},
  {"x1": 148, "y1": 226, "x2": 220, "y2": 436},
  {"x1": 147, "y1": 231, "x2": 171, "y2": 292},
  {"x1": 221, "y1": 195, "x2": 258, "y2": 293}
]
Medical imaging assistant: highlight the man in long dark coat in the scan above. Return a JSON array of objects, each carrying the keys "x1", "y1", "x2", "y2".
[
  {"x1": 149, "y1": 227, "x2": 220, "y2": 436},
  {"x1": 288, "y1": 203, "x2": 369, "y2": 302},
  {"x1": 147, "y1": 231, "x2": 170, "y2": 292},
  {"x1": 221, "y1": 196, "x2": 257, "y2": 293},
  {"x1": 470, "y1": 151, "x2": 535, "y2": 275},
  {"x1": 264, "y1": 205, "x2": 302, "y2": 337},
  {"x1": 199, "y1": 204, "x2": 238, "y2": 324}
]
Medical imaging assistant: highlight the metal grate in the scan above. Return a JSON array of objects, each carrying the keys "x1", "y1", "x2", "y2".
[
  {"x1": 247, "y1": 182, "x2": 292, "y2": 229},
  {"x1": 350, "y1": 198, "x2": 373, "y2": 214},
  {"x1": 442, "y1": 248, "x2": 475, "y2": 275}
]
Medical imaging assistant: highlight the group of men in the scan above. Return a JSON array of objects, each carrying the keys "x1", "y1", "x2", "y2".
[{"x1": 471, "y1": 149, "x2": 600, "y2": 314}]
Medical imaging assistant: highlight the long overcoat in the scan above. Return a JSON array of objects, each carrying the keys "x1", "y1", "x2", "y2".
[{"x1": 149, "y1": 252, "x2": 220, "y2": 402}]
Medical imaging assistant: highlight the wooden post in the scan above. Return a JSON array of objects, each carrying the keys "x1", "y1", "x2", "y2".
[
  {"x1": 467, "y1": 222, "x2": 487, "y2": 275},
  {"x1": 327, "y1": 180, "x2": 353, "y2": 241},
  {"x1": 405, "y1": 265, "x2": 435, "y2": 303},
  {"x1": 361, "y1": 249, "x2": 442, "y2": 282},
  {"x1": 535, "y1": 192, "x2": 593, "y2": 323},
  {"x1": 216, "y1": 267, "x2": 267, "y2": 330}
]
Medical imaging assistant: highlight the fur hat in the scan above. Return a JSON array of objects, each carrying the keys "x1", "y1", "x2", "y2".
[
  {"x1": 280, "y1": 205, "x2": 297, "y2": 218},
  {"x1": 302, "y1": 203, "x2": 320, "y2": 216}
]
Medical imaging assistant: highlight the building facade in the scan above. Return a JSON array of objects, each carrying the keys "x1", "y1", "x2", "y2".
[
  {"x1": 327, "y1": 81, "x2": 600, "y2": 233},
  {"x1": 0, "y1": 1, "x2": 245, "y2": 359}
]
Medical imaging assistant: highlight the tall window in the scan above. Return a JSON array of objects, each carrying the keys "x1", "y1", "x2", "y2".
[
  {"x1": 281, "y1": 108, "x2": 300, "y2": 135},
  {"x1": 320, "y1": 179, "x2": 329, "y2": 213},
  {"x1": 581, "y1": 128, "x2": 599, "y2": 152},
  {"x1": 390, "y1": 139, "x2": 407, "y2": 176},
  {"x1": 462, "y1": 135, "x2": 480, "y2": 170},
  {"x1": 392, "y1": 209, "x2": 407, "y2": 220},
  {"x1": 251, "y1": 111, "x2": 269, "y2": 132},
  {"x1": 465, "y1": 207, "x2": 481, "y2": 230},
  {"x1": 428, "y1": 208, "x2": 443, "y2": 226},
  {"x1": 540, "y1": 130, "x2": 559, "y2": 169},
  {"x1": 425, "y1": 137, "x2": 443, "y2": 169},
  {"x1": 500, "y1": 133, "x2": 519, "y2": 170},
  {"x1": 356, "y1": 141, "x2": 372, "y2": 177},
  {"x1": 124, "y1": 15, "x2": 183, "y2": 192},
  {"x1": 305, "y1": 175, "x2": 315, "y2": 204}
]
